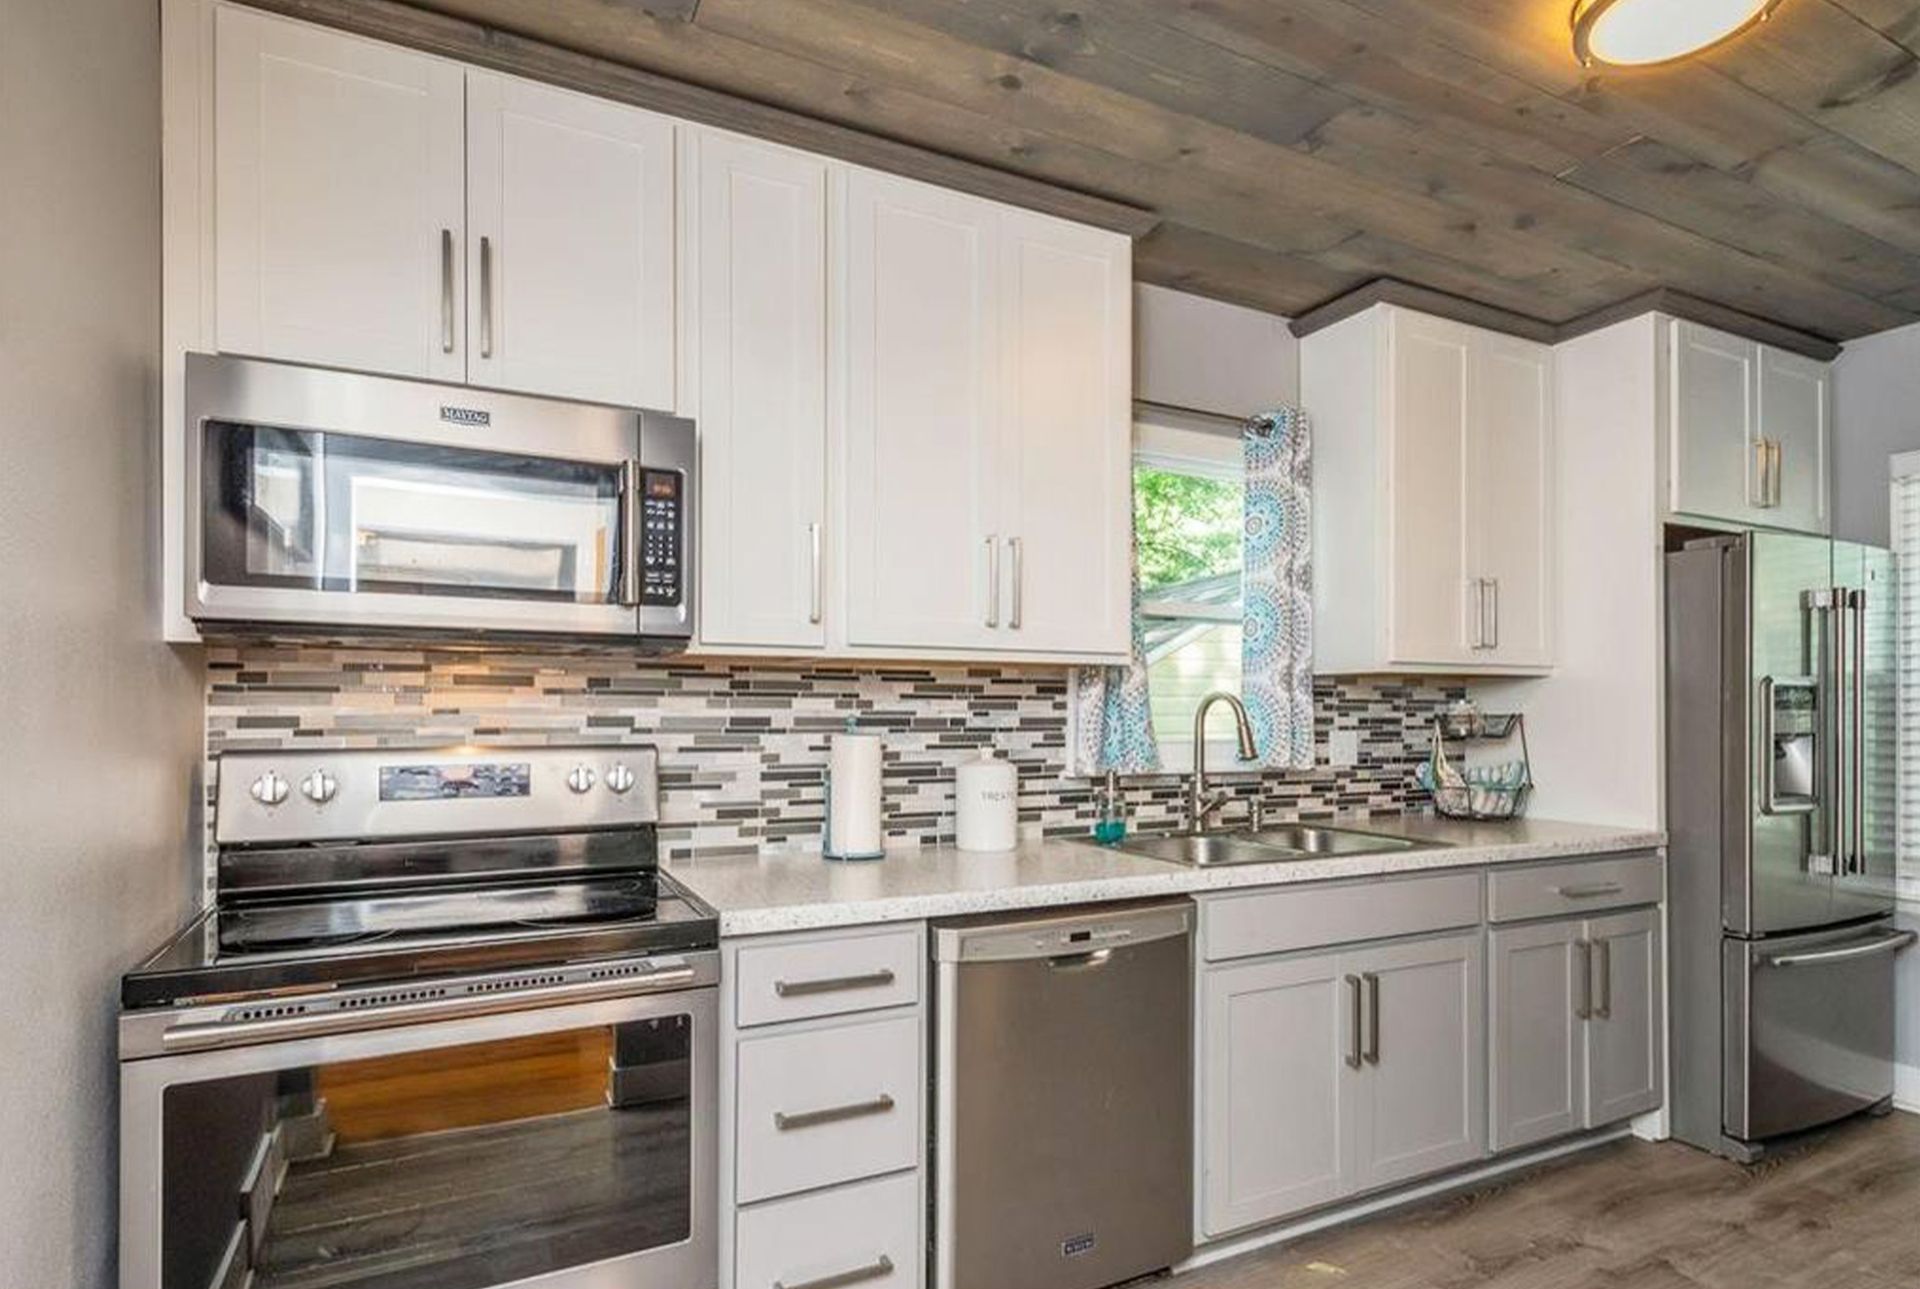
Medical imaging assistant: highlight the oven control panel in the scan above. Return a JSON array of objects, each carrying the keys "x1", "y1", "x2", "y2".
[
  {"x1": 639, "y1": 469, "x2": 683, "y2": 607},
  {"x1": 218, "y1": 747, "x2": 662, "y2": 845}
]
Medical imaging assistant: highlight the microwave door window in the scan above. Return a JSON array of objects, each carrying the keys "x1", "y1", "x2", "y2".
[{"x1": 204, "y1": 423, "x2": 625, "y2": 604}]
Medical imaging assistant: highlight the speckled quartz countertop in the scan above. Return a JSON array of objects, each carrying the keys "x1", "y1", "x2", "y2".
[{"x1": 662, "y1": 815, "x2": 1665, "y2": 936}]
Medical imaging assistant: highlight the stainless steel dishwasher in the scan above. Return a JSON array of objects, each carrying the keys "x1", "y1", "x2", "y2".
[{"x1": 931, "y1": 900, "x2": 1193, "y2": 1289}]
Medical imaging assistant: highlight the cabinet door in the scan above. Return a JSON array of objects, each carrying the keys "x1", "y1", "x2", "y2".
[
  {"x1": 842, "y1": 171, "x2": 1000, "y2": 650},
  {"x1": 1669, "y1": 321, "x2": 1760, "y2": 526},
  {"x1": 1346, "y1": 932, "x2": 1486, "y2": 1193},
  {"x1": 690, "y1": 131, "x2": 828, "y2": 649},
  {"x1": 1585, "y1": 908, "x2": 1664, "y2": 1128},
  {"x1": 1759, "y1": 347, "x2": 1831, "y2": 536},
  {"x1": 466, "y1": 72, "x2": 674, "y2": 408},
  {"x1": 1387, "y1": 309, "x2": 1474, "y2": 666},
  {"x1": 995, "y1": 210, "x2": 1131, "y2": 656},
  {"x1": 1472, "y1": 335, "x2": 1555, "y2": 667},
  {"x1": 1488, "y1": 921, "x2": 1584, "y2": 1152},
  {"x1": 1199, "y1": 952, "x2": 1352, "y2": 1237},
  {"x1": 213, "y1": 6, "x2": 464, "y2": 381}
]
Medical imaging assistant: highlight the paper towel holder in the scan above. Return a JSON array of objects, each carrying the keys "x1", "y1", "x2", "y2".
[{"x1": 823, "y1": 717, "x2": 886, "y2": 862}]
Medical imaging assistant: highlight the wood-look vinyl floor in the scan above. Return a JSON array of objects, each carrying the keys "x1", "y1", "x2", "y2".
[{"x1": 1180, "y1": 1115, "x2": 1920, "y2": 1289}]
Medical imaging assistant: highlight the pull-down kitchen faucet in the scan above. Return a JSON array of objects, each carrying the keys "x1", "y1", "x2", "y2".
[{"x1": 1187, "y1": 690, "x2": 1260, "y2": 834}]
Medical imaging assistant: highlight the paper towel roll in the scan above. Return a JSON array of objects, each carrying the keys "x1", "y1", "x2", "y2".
[{"x1": 824, "y1": 731, "x2": 884, "y2": 860}]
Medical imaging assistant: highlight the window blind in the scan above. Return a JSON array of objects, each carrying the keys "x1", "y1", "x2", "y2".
[{"x1": 1891, "y1": 464, "x2": 1920, "y2": 900}]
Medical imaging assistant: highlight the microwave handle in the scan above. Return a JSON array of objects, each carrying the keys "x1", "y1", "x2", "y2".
[{"x1": 619, "y1": 460, "x2": 641, "y2": 608}]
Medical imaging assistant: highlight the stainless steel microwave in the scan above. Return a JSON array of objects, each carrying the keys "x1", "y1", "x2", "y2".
[{"x1": 185, "y1": 353, "x2": 694, "y2": 646}]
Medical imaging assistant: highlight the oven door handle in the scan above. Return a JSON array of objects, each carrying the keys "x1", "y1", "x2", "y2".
[{"x1": 159, "y1": 965, "x2": 700, "y2": 1052}]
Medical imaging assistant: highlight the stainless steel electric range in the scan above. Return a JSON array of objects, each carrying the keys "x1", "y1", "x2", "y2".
[{"x1": 118, "y1": 745, "x2": 718, "y2": 1289}]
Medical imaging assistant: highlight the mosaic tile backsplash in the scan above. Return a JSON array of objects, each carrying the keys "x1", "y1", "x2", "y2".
[{"x1": 204, "y1": 645, "x2": 1463, "y2": 862}]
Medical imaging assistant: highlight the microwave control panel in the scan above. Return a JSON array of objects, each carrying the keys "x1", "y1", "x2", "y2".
[{"x1": 639, "y1": 469, "x2": 684, "y2": 607}]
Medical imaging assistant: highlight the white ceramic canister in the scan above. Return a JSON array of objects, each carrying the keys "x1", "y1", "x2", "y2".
[{"x1": 954, "y1": 748, "x2": 1018, "y2": 852}]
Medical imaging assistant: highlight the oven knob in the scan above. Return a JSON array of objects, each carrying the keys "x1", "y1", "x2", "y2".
[
  {"x1": 567, "y1": 765, "x2": 596, "y2": 794},
  {"x1": 249, "y1": 772, "x2": 289, "y2": 807},
  {"x1": 606, "y1": 763, "x2": 635, "y2": 794},
  {"x1": 300, "y1": 770, "x2": 338, "y2": 804}
]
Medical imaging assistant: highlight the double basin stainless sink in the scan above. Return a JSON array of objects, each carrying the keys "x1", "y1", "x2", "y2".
[{"x1": 1115, "y1": 823, "x2": 1429, "y2": 868}]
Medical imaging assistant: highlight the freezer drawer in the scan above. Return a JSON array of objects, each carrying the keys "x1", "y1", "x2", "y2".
[{"x1": 1723, "y1": 919, "x2": 1913, "y2": 1142}]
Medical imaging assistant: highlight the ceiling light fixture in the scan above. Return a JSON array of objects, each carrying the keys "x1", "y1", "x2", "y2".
[{"x1": 1571, "y1": 0, "x2": 1784, "y2": 68}]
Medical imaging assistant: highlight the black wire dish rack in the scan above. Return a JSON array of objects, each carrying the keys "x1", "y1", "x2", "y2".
[{"x1": 1414, "y1": 712, "x2": 1534, "y2": 822}]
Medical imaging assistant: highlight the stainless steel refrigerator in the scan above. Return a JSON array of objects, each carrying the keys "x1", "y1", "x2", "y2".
[{"x1": 1667, "y1": 531, "x2": 1911, "y2": 1161}]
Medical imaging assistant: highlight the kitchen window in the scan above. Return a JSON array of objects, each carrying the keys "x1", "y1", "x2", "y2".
[{"x1": 1135, "y1": 418, "x2": 1246, "y2": 772}]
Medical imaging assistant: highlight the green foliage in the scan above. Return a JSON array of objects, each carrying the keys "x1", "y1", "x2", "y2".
[{"x1": 1133, "y1": 467, "x2": 1242, "y2": 592}]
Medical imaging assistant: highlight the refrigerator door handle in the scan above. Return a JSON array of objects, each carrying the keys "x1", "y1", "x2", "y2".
[
  {"x1": 1849, "y1": 588, "x2": 1867, "y2": 878},
  {"x1": 1805, "y1": 590, "x2": 1840, "y2": 876}
]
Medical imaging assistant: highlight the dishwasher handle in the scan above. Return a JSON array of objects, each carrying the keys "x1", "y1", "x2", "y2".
[{"x1": 931, "y1": 901, "x2": 1192, "y2": 964}]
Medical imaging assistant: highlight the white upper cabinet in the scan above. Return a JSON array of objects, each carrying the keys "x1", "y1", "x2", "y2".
[
  {"x1": 690, "y1": 129, "x2": 828, "y2": 651},
  {"x1": 1305, "y1": 304, "x2": 1557, "y2": 675},
  {"x1": 994, "y1": 210, "x2": 1132, "y2": 656},
  {"x1": 1387, "y1": 311, "x2": 1474, "y2": 668},
  {"x1": 1472, "y1": 334, "x2": 1555, "y2": 668},
  {"x1": 842, "y1": 170, "x2": 1003, "y2": 652},
  {"x1": 841, "y1": 172, "x2": 1130, "y2": 659},
  {"x1": 466, "y1": 73, "x2": 675, "y2": 409},
  {"x1": 213, "y1": 6, "x2": 465, "y2": 382},
  {"x1": 213, "y1": 8, "x2": 674, "y2": 406},
  {"x1": 1757, "y1": 346, "x2": 1830, "y2": 536},
  {"x1": 1667, "y1": 319, "x2": 1830, "y2": 536}
]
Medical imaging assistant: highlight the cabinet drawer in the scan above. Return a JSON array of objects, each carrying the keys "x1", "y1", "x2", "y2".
[
  {"x1": 735, "y1": 927, "x2": 921, "y2": 1027},
  {"x1": 1199, "y1": 871, "x2": 1484, "y2": 963},
  {"x1": 736, "y1": 1171, "x2": 921, "y2": 1289},
  {"x1": 1487, "y1": 852, "x2": 1662, "y2": 923},
  {"x1": 736, "y1": 1013, "x2": 921, "y2": 1203}
]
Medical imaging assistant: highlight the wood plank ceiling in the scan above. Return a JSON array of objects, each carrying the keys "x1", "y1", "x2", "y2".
[{"x1": 409, "y1": 0, "x2": 1920, "y2": 341}]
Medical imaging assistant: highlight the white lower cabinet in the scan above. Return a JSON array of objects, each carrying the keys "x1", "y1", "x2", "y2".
[
  {"x1": 736, "y1": 1171, "x2": 921, "y2": 1289},
  {"x1": 1489, "y1": 906, "x2": 1663, "y2": 1152},
  {"x1": 722, "y1": 924, "x2": 926, "y2": 1289},
  {"x1": 1199, "y1": 930, "x2": 1486, "y2": 1238}
]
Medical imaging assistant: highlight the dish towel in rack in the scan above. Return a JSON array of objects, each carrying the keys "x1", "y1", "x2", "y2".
[
  {"x1": 1072, "y1": 550, "x2": 1161, "y2": 775},
  {"x1": 1241, "y1": 407, "x2": 1314, "y2": 770}
]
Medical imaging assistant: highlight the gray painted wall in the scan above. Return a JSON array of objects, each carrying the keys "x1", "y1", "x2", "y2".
[
  {"x1": 1833, "y1": 321, "x2": 1920, "y2": 546},
  {"x1": 0, "y1": 1, "x2": 204, "y2": 1285}
]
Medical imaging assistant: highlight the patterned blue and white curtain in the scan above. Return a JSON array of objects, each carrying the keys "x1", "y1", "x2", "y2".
[
  {"x1": 1241, "y1": 407, "x2": 1314, "y2": 769},
  {"x1": 1072, "y1": 552, "x2": 1161, "y2": 774}
]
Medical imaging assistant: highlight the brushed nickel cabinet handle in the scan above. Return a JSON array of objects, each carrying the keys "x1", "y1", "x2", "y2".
[
  {"x1": 1489, "y1": 577, "x2": 1499, "y2": 650},
  {"x1": 439, "y1": 228, "x2": 455, "y2": 353},
  {"x1": 1751, "y1": 438, "x2": 1770, "y2": 508},
  {"x1": 985, "y1": 536, "x2": 999, "y2": 628},
  {"x1": 1470, "y1": 579, "x2": 1485, "y2": 650},
  {"x1": 1345, "y1": 974, "x2": 1363, "y2": 1070},
  {"x1": 1007, "y1": 536, "x2": 1023, "y2": 629},
  {"x1": 1595, "y1": 938, "x2": 1612, "y2": 1020},
  {"x1": 773, "y1": 969, "x2": 895, "y2": 998},
  {"x1": 1362, "y1": 971, "x2": 1381, "y2": 1065},
  {"x1": 808, "y1": 522, "x2": 823, "y2": 625},
  {"x1": 479, "y1": 234, "x2": 495, "y2": 359},
  {"x1": 1575, "y1": 941, "x2": 1592, "y2": 1020},
  {"x1": 774, "y1": 1254, "x2": 895, "y2": 1289},
  {"x1": 1555, "y1": 882, "x2": 1624, "y2": 900},
  {"x1": 1771, "y1": 440, "x2": 1784, "y2": 508},
  {"x1": 774, "y1": 1093, "x2": 895, "y2": 1132}
]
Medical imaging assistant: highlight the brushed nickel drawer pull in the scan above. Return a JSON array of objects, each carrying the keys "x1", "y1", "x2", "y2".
[
  {"x1": 1575, "y1": 941, "x2": 1592, "y2": 1020},
  {"x1": 1555, "y1": 882, "x2": 1625, "y2": 900},
  {"x1": 479, "y1": 234, "x2": 495, "y2": 359},
  {"x1": 774, "y1": 1254, "x2": 895, "y2": 1289},
  {"x1": 774, "y1": 1093, "x2": 895, "y2": 1132},
  {"x1": 439, "y1": 227, "x2": 455, "y2": 353},
  {"x1": 773, "y1": 969, "x2": 896, "y2": 998},
  {"x1": 1345, "y1": 974, "x2": 1363, "y2": 1070},
  {"x1": 1362, "y1": 971, "x2": 1381, "y2": 1066},
  {"x1": 1595, "y1": 938, "x2": 1612, "y2": 1020}
]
